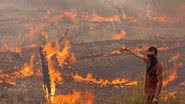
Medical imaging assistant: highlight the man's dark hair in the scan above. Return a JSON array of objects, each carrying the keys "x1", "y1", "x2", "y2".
[
  {"x1": 147, "y1": 47, "x2": 158, "y2": 75},
  {"x1": 148, "y1": 47, "x2": 158, "y2": 55}
]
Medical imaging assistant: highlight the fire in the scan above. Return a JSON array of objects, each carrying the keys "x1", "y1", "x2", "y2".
[
  {"x1": 4, "y1": 80, "x2": 16, "y2": 86},
  {"x1": 42, "y1": 37, "x2": 78, "y2": 103},
  {"x1": 158, "y1": 45, "x2": 170, "y2": 51},
  {"x1": 72, "y1": 73, "x2": 137, "y2": 87},
  {"x1": 180, "y1": 81, "x2": 185, "y2": 86},
  {"x1": 43, "y1": 42, "x2": 63, "y2": 96},
  {"x1": 15, "y1": 54, "x2": 35, "y2": 78},
  {"x1": 146, "y1": 3, "x2": 167, "y2": 23},
  {"x1": 112, "y1": 29, "x2": 127, "y2": 40},
  {"x1": 25, "y1": 23, "x2": 48, "y2": 40},
  {"x1": 85, "y1": 12, "x2": 121, "y2": 23},
  {"x1": 163, "y1": 91, "x2": 177, "y2": 101},
  {"x1": 125, "y1": 81, "x2": 138, "y2": 86},
  {"x1": 168, "y1": 53, "x2": 180, "y2": 62},
  {"x1": 55, "y1": 41, "x2": 76, "y2": 67},
  {"x1": 48, "y1": 90, "x2": 94, "y2": 104},
  {"x1": 110, "y1": 50, "x2": 122, "y2": 55},
  {"x1": 20, "y1": 55, "x2": 34, "y2": 77},
  {"x1": 25, "y1": 11, "x2": 77, "y2": 41},
  {"x1": 134, "y1": 45, "x2": 149, "y2": 52},
  {"x1": 48, "y1": 11, "x2": 77, "y2": 23},
  {"x1": 43, "y1": 40, "x2": 76, "y2": 67},
  {"x1": 0, "y1": 54, "x2": 35, "y2": 86},
  {"x1": 163, "y1": 62, "x2": 183, "y2": 87},
  {"x1": 10, "y1": 48, "x2": 22, "y2": 54}
]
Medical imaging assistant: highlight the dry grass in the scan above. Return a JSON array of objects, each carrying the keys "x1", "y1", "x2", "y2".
[{"x1": 110, "y1": 78, "x2": 185, "y2": 104}]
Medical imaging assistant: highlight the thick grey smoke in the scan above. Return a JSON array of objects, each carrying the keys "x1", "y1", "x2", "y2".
[{"x1": 0, "y1": 0, "x2": 184, "y2": 51}]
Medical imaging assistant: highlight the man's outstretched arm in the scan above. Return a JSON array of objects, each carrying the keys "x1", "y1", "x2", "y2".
[{"x1": 120, "y1": 46, "x2": 145, "y2": 59}]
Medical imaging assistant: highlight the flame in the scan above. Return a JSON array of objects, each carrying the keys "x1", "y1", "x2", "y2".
[
  {"x1": 163, "y1": 62, "x2": 183, "y2": 87},
  {"x1": 40, "y1": 31, "x2": 49, "y2": 41},
  {"x1": 134, "y1": 45, "x2": 150, "y2": 52},
  {"x1": 0, "y1": 71, "x2": 17, "y2": 86},
  {"x1": 112, "y1": 29, "x2": 127, "y2": 40},
  {"x1": 125, "y1": 81, "x2": 138, "y2": 86},
  {"x1": 4, "y1": 80, "x2": 16, "y2": 86},
  {"x1": 43, "y1": 90, "x2": 94, "y2": 104},
  {"x1": 0, "y1": 54, "x2": 35, "y2": 86},
  {"x1": 15, "y1": 54, "x2": 35, "y2": 78},
  {"x1": 42, "y1": 38, "x2": 77, "y2": 103},
  {"x1": 55, "y1": 41, "x2": 75, "y2": 67},
  {"x1": 20, "y1": 55, "x2": 34, "y2": 77},
  {"x1": 25, "y1": 23, "x2": 48, "y2": 40},
  {"x1": 72, "y1": 73, "x2": 137, "y2": 87},
  {"x1": 43, "y1": 43, "x2": 63, "y2": 96},
  {"x1": 0, "y1": 80, "x2": 3, "y2": 84},
  {"x1": 25, "y1": 11, "x2": 77, "y2": 40},
  {"x1": 43, "y1": 40, "x2": 76, "y2": 67},
  {"x1": 10, "y1": 48, "x2": 22, "y2": 54},
  {"x1": 168, "y1": 53, "x2": 180, "y2": 62},
  {"x1": 85, "y1": 12, "x2": 121, "y2": 23},
  {"x1": 158, "y1": 44, "x2": 170, "y2": 51},
  {"x1": 110, "y1": 50, "x2": 122, "y2": 55},
  {"x1": 146, "y1": 4, "x2": 167, "y2": 23},
  {"x1": 163, "y1": 91, "x2": 177, "y2": 101},
  {"x1": 180, "y1": 81, "x2": 185, "y2": 86}
]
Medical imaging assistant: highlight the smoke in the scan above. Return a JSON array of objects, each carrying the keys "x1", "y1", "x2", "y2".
[{"x1": 0, "y1": 0, "x2": 185, "y2": 51}]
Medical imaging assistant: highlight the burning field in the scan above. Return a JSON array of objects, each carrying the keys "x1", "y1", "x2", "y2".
[{"x1": 0, "y1": 0, "x2": 185, "y2": 104}]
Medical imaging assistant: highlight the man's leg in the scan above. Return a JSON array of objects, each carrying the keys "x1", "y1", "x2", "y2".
[{"x1": 144, "y1": 96, "x2": 155, "y2": 104}]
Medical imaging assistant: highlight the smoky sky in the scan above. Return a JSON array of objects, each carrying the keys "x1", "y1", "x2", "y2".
[{"x1": 0, "y1": 0, "x2": 184, "y2": 50}]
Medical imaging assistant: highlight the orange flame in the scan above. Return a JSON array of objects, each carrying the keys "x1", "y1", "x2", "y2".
[
  {"x1": 42, "y1": 38, "x2": 77, "y2": 103},
  {"x1": 72, "y1": 73, "x2": 137, "y2": 87},
  {"x1": 146, "y1": 4, "x2": 167, "y2": 23},
  {"x1": 168, "y1": 53, "x2": 180, "y2": 62},
  {"x1": 134, "y1": 45, "x2": 150, "y2": 52},
  {"x1": 163, "y1": 62, "x2": 183, "y2": 87},
  {"x1": 25, "y1": 11, "x2": 77, "y2": 40},
  {"x1": 112, "y1": 29, "x2": 127, "y2": 40},
  {"x1": 163, "y1": 91, "x2": 177, "y2": 101},
  {"x1": 158, "y1": 45, "x2": 170, "y2": 51},
  {"x1": 48, "y1": 90, "x2": 94, "y2": 104},
  {"x1": 55, "y1": 41, "x2": 77, "y2": 67},
  {"x1": 43, "y1": 42, "x2": 63, "y2": 96},
  {"x1": 85, "y1": 12, "x2": 121, "y2": 23},
  {"x1": 15, "y1": 54, "x2": 35, "y2": 78},
  {"x1": 180, "y1": 81, "x2": 185, "y2": 86}
]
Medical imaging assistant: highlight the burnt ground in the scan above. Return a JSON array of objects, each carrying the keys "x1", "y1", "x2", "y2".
[{"x1": 0, "y1": 39, "x2": 185, "y2": 104}]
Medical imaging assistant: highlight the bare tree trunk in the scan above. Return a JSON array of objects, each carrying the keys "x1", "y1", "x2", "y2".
[{"x1": 39, "y1": 46, "x2": 51, "y2": 95}]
